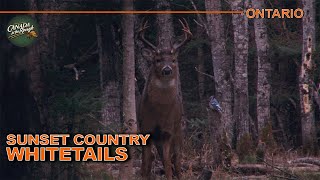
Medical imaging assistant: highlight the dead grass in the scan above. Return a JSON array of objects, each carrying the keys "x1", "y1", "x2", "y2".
[{"x1": 74, "y1": 137, "x2": 319, "y2": 180}]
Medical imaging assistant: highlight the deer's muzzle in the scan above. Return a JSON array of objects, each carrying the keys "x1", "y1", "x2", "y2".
[{"x1": 162, "y1": 66, "x2": 173, "y2": 76}]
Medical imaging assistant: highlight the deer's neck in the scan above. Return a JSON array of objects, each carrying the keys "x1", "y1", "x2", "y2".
[
  {"x1": 145, "y1": 73, "x2": 178, "y2": 104},
  {"x1": 153, "y1": 77, "x2": 176, "y2": 89}
]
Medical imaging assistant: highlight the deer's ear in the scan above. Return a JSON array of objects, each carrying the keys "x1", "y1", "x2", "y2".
[
  {"x1": 174, "y1": 51, "x2": 179, "y2": 59},
  {"x1": 141, "y1": 48, "x2": 154, "y2": 59},
  {"x1": 171, "y1": 49, "x2": 179, "y2": 59}
]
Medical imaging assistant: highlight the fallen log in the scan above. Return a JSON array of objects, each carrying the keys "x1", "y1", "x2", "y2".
[
  {"x1": 233, "y1": 164, "x2": 271, "y2": 175},
  {"x1": 288, "y1": 158, "x2": 320, "y2": 167}
]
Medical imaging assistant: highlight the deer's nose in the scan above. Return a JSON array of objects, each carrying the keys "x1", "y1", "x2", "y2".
[{"x1": 162, "y1": 66, "x2": 172, "y2": 76}]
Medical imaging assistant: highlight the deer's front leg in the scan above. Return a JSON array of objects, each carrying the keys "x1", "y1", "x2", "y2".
[
  {"x1": 162, "y1": 138, "x2": 173, "y2": 180},
  {"x1": 141, "y1": 144, "x2": 152, "y2": 180},
  {"x1": 173, "y1": 141, "x2": 182, "y2": 179}
]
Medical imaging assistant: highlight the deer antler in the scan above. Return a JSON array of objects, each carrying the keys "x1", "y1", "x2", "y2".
[
  {"x1": 173, "y1": 18, "x2": 193, "y2": 51},
  {"x1": 137, "y1": 20, "x2": 159, "y2": 53}
]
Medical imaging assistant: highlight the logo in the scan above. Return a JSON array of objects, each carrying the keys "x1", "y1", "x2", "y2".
[{"x1": 6, "y1": 15, "x2": 39, "y2": 47}]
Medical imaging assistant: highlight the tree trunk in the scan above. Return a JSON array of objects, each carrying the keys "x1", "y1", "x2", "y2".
[
  {"x1": 155, "y1": 0, "x2": 187, "y2": 134},
  {"x1": 196, "y1": 24, "x2": 206, "y2": 117},
  {"x1": 205, "y1": 0, "x2": 233, "y2": 168},
  {"x1": 231, "y1": 0, "x2": 252, "y2": 161},
  {"x1": 96, "y1": 20, "x2": 121, "y2": 133},
  {"x1": 156, "y1": 0, "x2": 174, "y2": 48},
  {"x1": 27, "y1": 0, "x2": 49, "y2": 132},
  {"x1": 253, "y1": 0, "x2": 271, "y2": 139},
  {"x1": 299, "y1": 0, "x2": 317, "y2": 155},
  {"x1": 120, "y1": 0, "x2": 137, "y2": 179},
  {"x1": 135, "y1": 16, "x2": 149, "y2": 95},
  {"x1": 231, "y1": 0, "x2": 250, "y2": 141},
  {"x1": 25, "y1": 0, "x2": 51, "y2": 178}
]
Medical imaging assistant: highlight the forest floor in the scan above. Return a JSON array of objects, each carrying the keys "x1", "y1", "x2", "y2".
[{"x1": 81, "y1": 147, "x2": 320, "y2": 180}]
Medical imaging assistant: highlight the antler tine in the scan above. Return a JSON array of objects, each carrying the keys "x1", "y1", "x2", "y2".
[
  {"x1": 137, "y1": 20, "x2": 158, "y2": 52},
  {"x1": 173, "y1": 18, "x2": 192, "y2": 51},
  {"x1": 182, "y1": 18, "x2": 192, "y2": 35}
]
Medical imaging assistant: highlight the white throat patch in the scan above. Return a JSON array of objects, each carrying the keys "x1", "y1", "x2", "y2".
[{"x1": 154, "y1": 78, "x2": 176, "y2": 89}]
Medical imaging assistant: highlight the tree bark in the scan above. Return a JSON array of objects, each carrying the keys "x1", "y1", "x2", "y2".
[
  {"x1": 25, "y1": 0, "x2": 51, "y2": 179},
  {"x1": 27, "y1": 0, "x2": 49, "y2": 132},
  {"x1": 196, "y1": 24, "x2": 206, "y2": 116},
  {"x1": 155, "y1": 0, "x2": 174, "y2": 48},
  {"x1": 135, "y1": 16, "x2": 150, "y2": 95},
  {"x1": 231, "y1": 0, "x2": 250, "y2": 142},
  {"x1": 299, "y1": 0, "x2": 317, "y2": 154},
  {"x1": 120, "y1": 0, "x2": 137, "y2": 179},
  {"x1": 205, "y1": 0, "x2": 233, "y2": 168},
  {"x1": 253, "y1": 0, "x2": 271, "y2": 139}
]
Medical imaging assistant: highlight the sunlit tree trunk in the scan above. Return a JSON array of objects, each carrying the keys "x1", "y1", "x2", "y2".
[
  {"x1": 120, "y1": 0, "x2": 137, "y2": 179},
  {"x1": 299, "y1": 0, "x2": 317, "y2": 154},
  {"x1": 205, "y1": 0, "x2": 233, "y2": 168},
  {"x1": 253, "y1": 0, "x2": 271, "y2": 140}
]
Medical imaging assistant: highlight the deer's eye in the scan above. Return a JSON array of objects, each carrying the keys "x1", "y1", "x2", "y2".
[
  {"x1": 156, "y1": 59, "x2": 161, "y2": 63},
  {"x1": 172, "y1": 59, "x2": 176, "y2": 63}
]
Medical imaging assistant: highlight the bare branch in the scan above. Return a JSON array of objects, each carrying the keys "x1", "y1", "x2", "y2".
[
  {"x1": 195, "y1": 67, "x2": 214, "y2": 79},
  {"x1": 188, "y1": 0, "x2": 209, "y2": 36},
  {"x1": 312, "y1": 82, "x2": 320, "y2": 109},
  {"x1": 193, "y1": 19, "x2": 204, "y2": 27}
]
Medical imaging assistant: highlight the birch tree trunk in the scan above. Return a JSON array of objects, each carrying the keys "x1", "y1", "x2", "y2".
[
  {"x1": 253, "y1": 0, "x2": 271, "y2": 139},
  {"x1": 96, "y1": 20, "x2": 121, "y2": 133},
  {"x1": 231, "y1": 0, "x2": 252, "y2": 161},
  {"x1": 299, "y1": 0, "x2": 317, "y2": 154},
  {"x1": 205, "y1": 0, "x2": 233, "y2": 168},
  {"x1": 121, "y1": 0, "x2": 137, "y2": 178}
]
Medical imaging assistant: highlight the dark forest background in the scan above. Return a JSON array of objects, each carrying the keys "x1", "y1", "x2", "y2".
[{"x1": 0, "y1": 0, "x2": 319, "y2": 179}]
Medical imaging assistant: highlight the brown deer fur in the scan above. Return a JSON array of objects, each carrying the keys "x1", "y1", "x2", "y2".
[{"x1": 138, "y1": 19, "x2": 192, "y2": 180}]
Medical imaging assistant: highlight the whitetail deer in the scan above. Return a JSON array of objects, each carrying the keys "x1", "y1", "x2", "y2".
[{"x1": 138, "y1": 19, "x2": 192, "y2": 180}]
